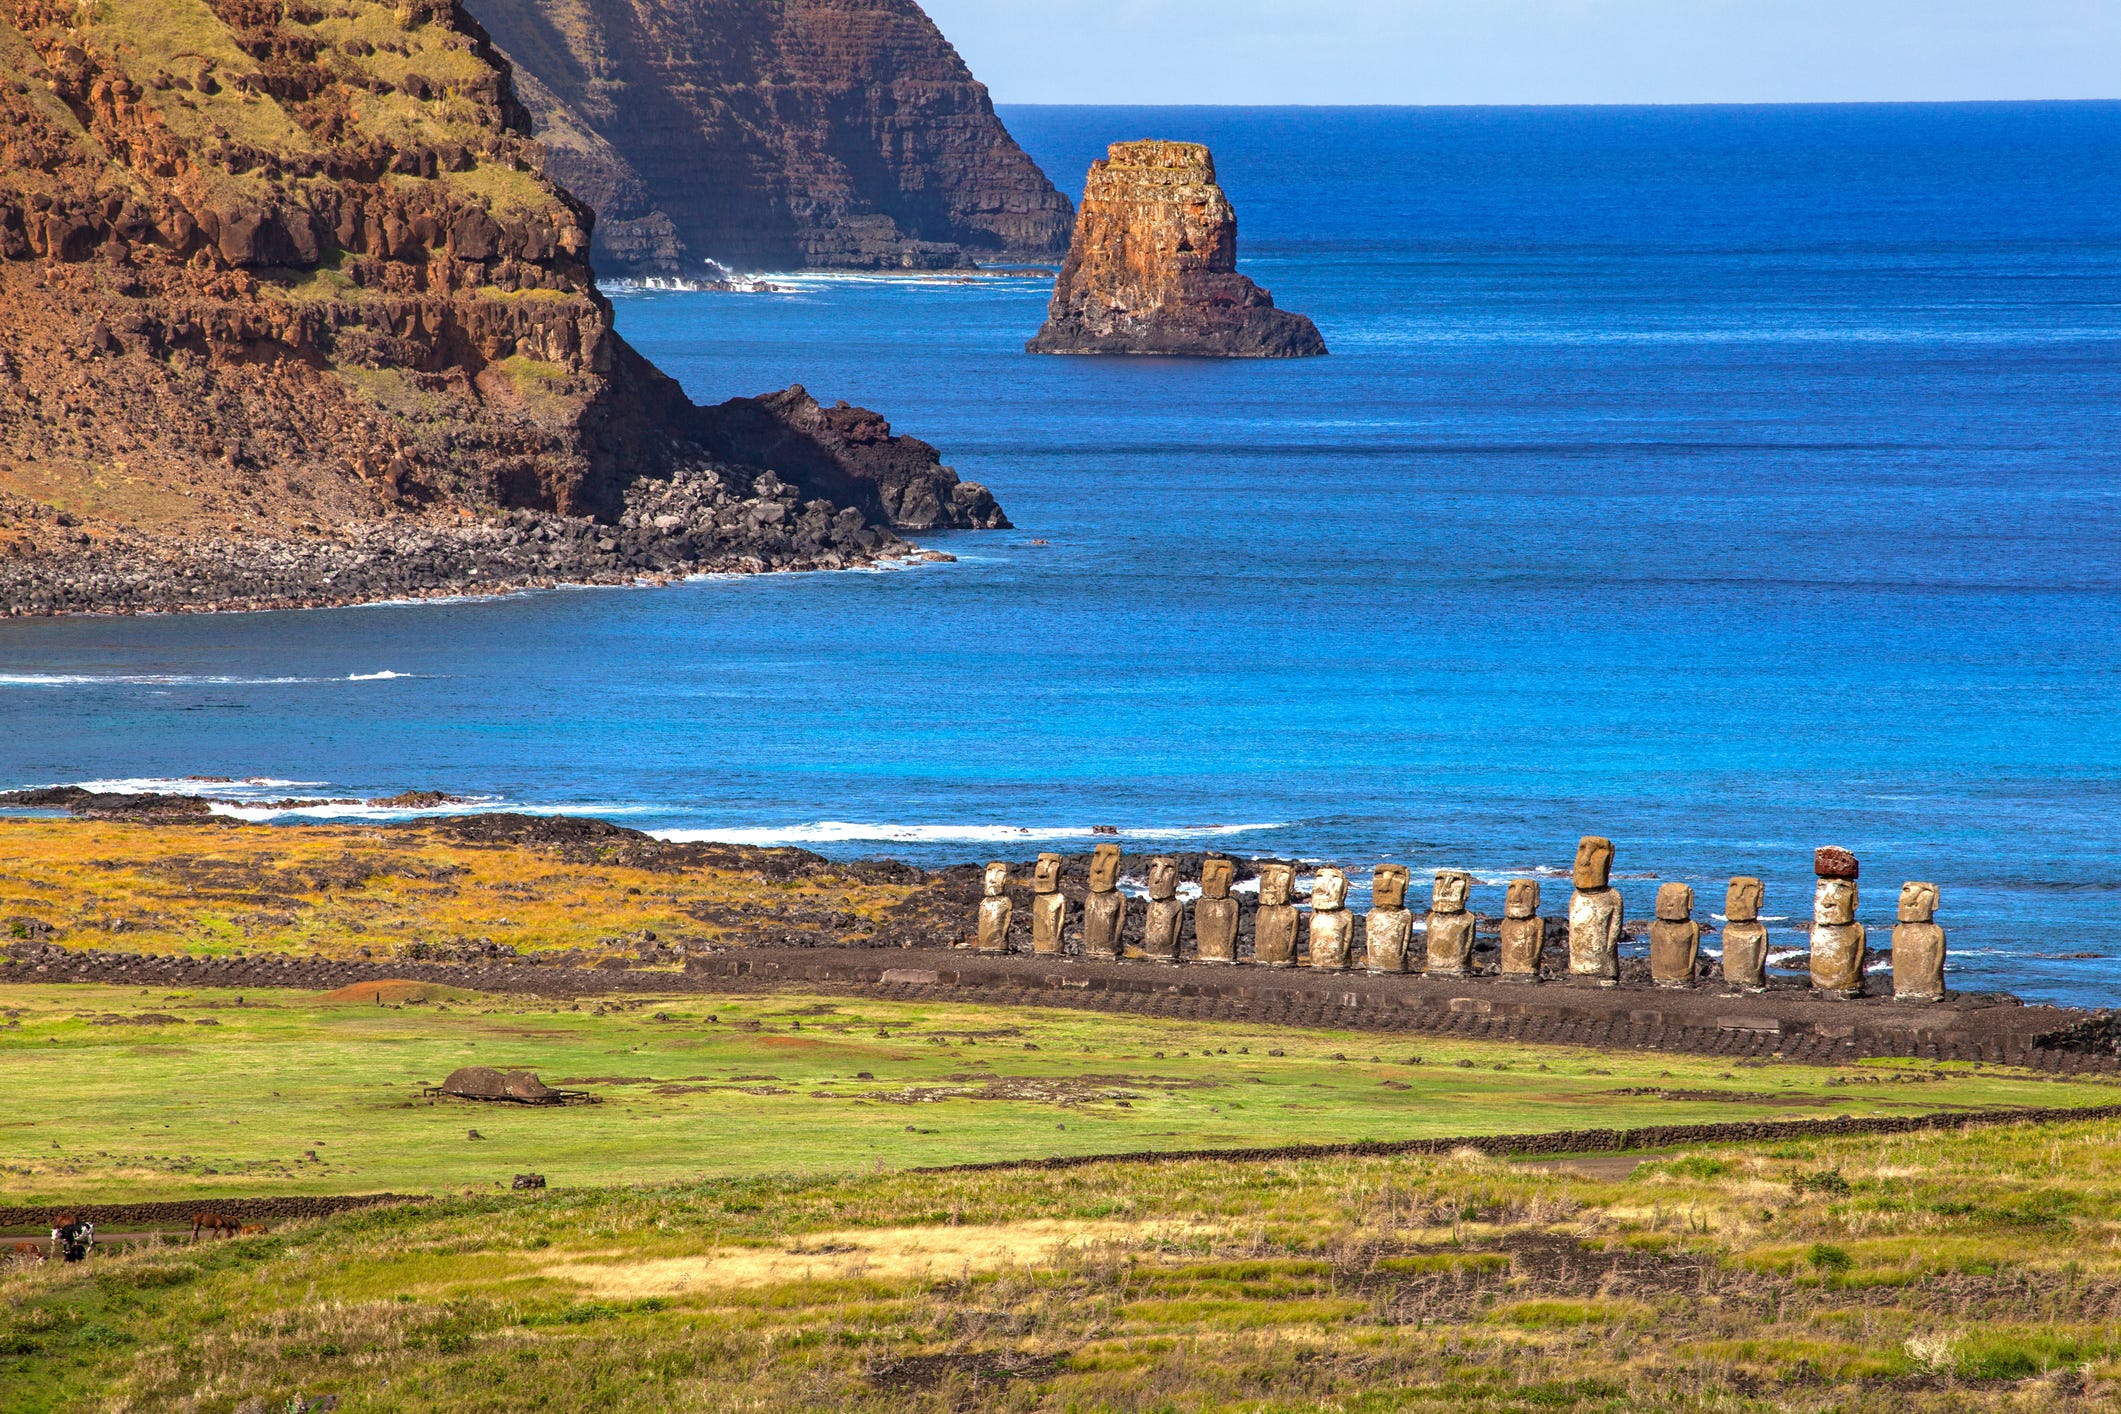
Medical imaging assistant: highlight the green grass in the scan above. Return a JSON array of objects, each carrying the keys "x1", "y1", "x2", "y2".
[
  {"x1": 11, "y1": 1115, "x2": 2121, "y2": 1411},
  {"x1": 4, "y1": 983, "x2": 2119, "y2": 1204}
]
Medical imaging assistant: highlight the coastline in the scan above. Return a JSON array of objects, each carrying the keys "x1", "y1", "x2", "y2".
[{"x1": 0, "y1": 493, "x2": 957, "y2": 620}]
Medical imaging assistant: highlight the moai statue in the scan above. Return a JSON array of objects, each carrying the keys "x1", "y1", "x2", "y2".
[
  {"x1": 1141, "y1": 856, "x2": 1185, "y2": 962},
  {"x1": 1254, "y1": 862, "x2": 1300, "y2": 966},
  {"x1": 1308, "y1": 867, "x2": 1353, "y2": 970},
  {"x1": 1566, "y1": 835, "x2": 1623, "y2": 985},
  {"x1": 1029, "y1": 852, "x2": 1067, "y2": 956},
  {"x1": 1425, "y1": 869, "x2": 1477, "y2": 976},
  {"x1": 1195, "y1": 857, "x2": 1240, "y2": 964},
  {"x1": 1363, "y1": 865, "x2": 1414, "y2": 974},
  {"x1": 1081, "y1": 843, "x2": 1127, "y2": 960},
  {"x1": 1649, "y1": 882, "x2": 1700, "y2": 988},
  {"x1": 975, "y1": 862, "x2": 1012, "y2": 953},
  {"x1": 1892, "y1": 882, "x2": 1946, "y2": 1003},
  {"x1": 1721, "y1": 877, "x2": 1769, "y2": 992},
  {"x1": 1498, "y1": 879, "x2": 1543, "y2": 980},
  {"x1": 1809, "y1": 846, "x2": 1866, "y2": 998}
]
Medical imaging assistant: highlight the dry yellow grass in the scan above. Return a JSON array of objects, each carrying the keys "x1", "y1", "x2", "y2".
[{"x1": 0, "y1": 817, "x2": 925, "y2": 959}]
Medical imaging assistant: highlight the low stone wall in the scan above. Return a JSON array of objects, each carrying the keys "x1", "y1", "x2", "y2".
[
  {"x1": 0, "y1": 1192, "x2": 423, "y2": 1232},
  {"x1": 917, "y1": 1102, "x2": 2121, "y2": 1175}
]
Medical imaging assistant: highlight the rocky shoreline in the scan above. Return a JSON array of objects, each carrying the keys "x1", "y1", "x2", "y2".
[{"x1": 0, "y1": 469, "x2": 949, "y2": 618}]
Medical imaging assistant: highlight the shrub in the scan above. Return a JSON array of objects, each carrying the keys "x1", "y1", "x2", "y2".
[{"x1": 1807, "y1": 1243, "x2": 1853, "y2": 1275}]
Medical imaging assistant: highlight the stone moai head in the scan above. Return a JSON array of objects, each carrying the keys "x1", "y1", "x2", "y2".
[
  {"x1": 1815, "y1": 877, "x2": 1858, "y2": 926},
  {"x1": 1573, "y1": 836, "x2": 1614, "y2": 890},
  {"x1": 1815, "y1": 846, "x2": 1859, "y2": 881},
  {"x1": 1372, "y1": 864, "x2": 1409, "y2": 910},
  {"x1": 1258, "y1": 862, "x2": 1295, "y2": 907},
  {"x1": 1505, "y1": 879, "x2": 1540, "y2": 919},
  {"x1": 983, "y1": 862, "x2": 1008, "y2": 898},
  {"x1": 1726, "y1": 877, "x2": 1764, "y2": 923},
  {"x1": 1899, "y1": 881, "x2": 1940, "y2": 923},
  {"x1": 1147, "y1": 856, "x2": 1179, "y2": 901},
  {"x1": 1655, "y1": 882, "x2": 1695, "y2": 922},
  {"x1": 1089, "y1": 842, "x2": 1122, "y2": 893},
  {"x1": 1201, "y1": 856, "x2": 1234, "y2": 900},
  {"x1": 1034, "y1": 853, "x2": 1062, "y2": 894},
  {"x1": 1312, "y1": 867, "x2": 1348, "y2": 911},
  {"x1": 1432, "y1": 869, "x2": 1471, "y2": 914}
]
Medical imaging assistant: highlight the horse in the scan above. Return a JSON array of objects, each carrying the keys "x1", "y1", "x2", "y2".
[
  {"x1": 238, "y1": 1223, "x2": 269, "y2": 1235},
  {"x1": 8, "y1": 1241, "x2": 43, "y2": 1263},
  {"x1": 190, "y1": 1211, "x2": 241, "y2": 1241}
]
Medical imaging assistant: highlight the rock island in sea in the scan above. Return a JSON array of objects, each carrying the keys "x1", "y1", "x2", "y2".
[{"x1": 1028, "y1": 140, "x2": 1327, "y2": 358}]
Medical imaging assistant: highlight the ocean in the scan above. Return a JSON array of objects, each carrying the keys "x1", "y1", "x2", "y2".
[{"x1": 4, "y1": 103, "x2": 2119, "y2": 1003}]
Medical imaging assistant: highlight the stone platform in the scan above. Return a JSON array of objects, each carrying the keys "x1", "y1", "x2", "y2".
[{"x1": 7, "y1": 943, "x2": 2114, "y2": 1072}]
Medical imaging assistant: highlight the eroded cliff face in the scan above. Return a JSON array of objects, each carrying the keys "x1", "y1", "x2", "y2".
[
  {"x1": 1028, "y1": 141, "x2": 1326, "y2": 358},
  {"x1": 466, "y1": 0, "x2": 1073, "y2": 274},
  {"x1": 0, "y1": 0, "x2": 1002, "y2": 615}
]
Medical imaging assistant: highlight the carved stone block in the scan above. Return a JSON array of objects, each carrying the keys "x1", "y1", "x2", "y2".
[
  {"x1": 1573, "y1": 835, "x2": 1614, "y2": 890},
  {"x1": 1893, "y1": 882, "x2": 1945, "y2": 1001},
  {"x1": 1308, "y1": 867, "x2": 1352, "y2": 970},
  {"x1": 1499, "y1": 879, "x2": 1543, "y2": 979},
  {"x1": 1195, "y1": 856, "x2": 1239, "y2": 963},
  {"x1": 1425, "y1": 868, "x2": 1475, "y2": 975},
  {"x1": 1081, "y1": 842, "x2": 1126, "y2": 959},
  {"x1": 1364, "y1": 865, "x2": 1412, "y2": 973},
  {"x1": 1140, "y1": 855, "x2": 1183, "y2": 961},
  {"x1": 975, "y1": 861, "x2": 1011, "y2": 953},
  {"x1": 1649, "y1": 881, "x2": 1699, "y2": 988},
  {"x1": 1721, "y1": 876, "x2": 1768, "y2": 992},
  {"x1": 1030, "y1": 852, "x2": 1067, "y2": 955},
  {"x1": 1253, "y1": 862, "x2": 1299, "y2": 966},
  {"x1": 1568, "y1": 886, "x2": 1623, "y2": 984}
]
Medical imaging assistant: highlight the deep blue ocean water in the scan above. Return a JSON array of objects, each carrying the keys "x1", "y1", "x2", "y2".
[{"x1": 4, "y1": 104, "x2": 2120, "y2": 1003}]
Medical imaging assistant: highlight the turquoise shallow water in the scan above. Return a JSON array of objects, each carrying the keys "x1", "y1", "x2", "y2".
[{"x1": 3, "y1": 104, "x2": 2119, "y2": 1003}]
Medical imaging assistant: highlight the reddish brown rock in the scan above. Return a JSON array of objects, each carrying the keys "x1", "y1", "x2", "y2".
[
  {"x1": 468, "y1": 0, "x2": 1073, "y2": 274},
  {"x1": 0, "y1": 0, "x2": 1004, "y2": 614},
  {"x1": 1815, "y1": 847, "x2": 1860, "y2": 880},
  {"x1": 1028, "y1": 141, "x2": 1325, "y2": 359}
]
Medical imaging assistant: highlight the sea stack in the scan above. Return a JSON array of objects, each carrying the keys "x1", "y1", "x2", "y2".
[{"x1": 1028, "y1": 141, "x2": 1327, "y2": 358}]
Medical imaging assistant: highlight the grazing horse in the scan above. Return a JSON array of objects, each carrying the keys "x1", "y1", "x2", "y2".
[
  {"x1": 8, "y1": 1241, "x2": 43, "y2": 1263},
  {"x1": 190, "y1": 1211, "x2": 241, "y2": 1241}
]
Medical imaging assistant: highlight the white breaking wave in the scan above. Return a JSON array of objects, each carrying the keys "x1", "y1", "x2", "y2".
[
  {"x1": 1, "y1": 670, "x2": 412, "y2": 686},
  {"x1": 72, "y1": 776, "x2": 328, "y2": 796},
  {"x1": 651, "y1": 821, "x2": 1286, "y2": 847}
]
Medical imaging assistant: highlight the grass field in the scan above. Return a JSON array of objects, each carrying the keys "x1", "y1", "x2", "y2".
[
  {"x1": 7, "y1": 1112, "x2": 2121, "y2": 1411},
  {"x1": 5, "y1": 982, "x2": 2118, "y2": 1204}
]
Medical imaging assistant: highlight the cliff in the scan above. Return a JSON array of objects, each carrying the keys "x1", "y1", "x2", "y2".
[
  {"x1": 465, "y1": 0, "x2": 1073, "y2": 274},
  {"x1": 1028, "y1": 141, "x2": 1326, "y2": 358},
  {"x1": 0, "y1": 0, "x2": 1002, "y2": 616}
]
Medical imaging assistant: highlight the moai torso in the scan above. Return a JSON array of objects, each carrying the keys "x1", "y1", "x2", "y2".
[
  {"x1": 1253, "y1": 863, "x2": 1299, "y2": 966},
  {"x1": 1424, "y1": 869, "x2": 1476, "y2": 975},
  {"x1": 974, "y1": 862, "x2": 1012, "y2": 953},
  {"x1": 1720, "y1": 876, "x2": 1769, "y2": 991},
  {"x1": 1030, "y1": 852, "x2": 1067, "y2": 956},
  {"x1": 1892, "y1": 881, "x2": 1946, "y2": 1002},
  {"x1": 1081, "y1": 843, "x2": 1127, "y2": 960},
  {"x1": 1363, "y1": 865, "x2": 1413, "y2": 973},
  {"x1": 1566, "y1": 835, "x2": 1622, "y2": 983},
  {"x1": 1809, "y1": 848, "x2": 1865, "y2": 997},
  {"x1": 1498, "y1": 879, "x2": 1543, "y2": 980},
  {"x1": 1140, "y1": 856, "x2": 1185, "y2": 961},
  {"x1": 1308, "y1": 867, "x2": 1353, "y2": 970},
  {"x1": 1648, "y1": 881, "x2": 1700, "y2": 988},
  {"x1": 1195, "y1": 857, "x2": 1240, "y2": 963}
]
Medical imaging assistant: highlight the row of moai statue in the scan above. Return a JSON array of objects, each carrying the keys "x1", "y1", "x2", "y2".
[{"x1": 975, "y1": 837, "x2": 1948, "y2": 1001}]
